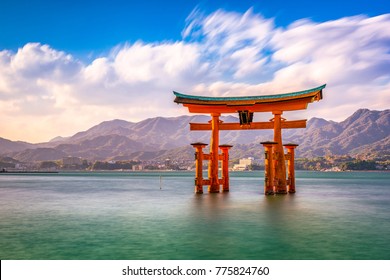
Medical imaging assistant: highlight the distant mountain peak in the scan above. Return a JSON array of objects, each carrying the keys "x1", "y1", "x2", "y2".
[
  {"x1": 49, "y1": 136, "x2": 69, "y2": 143},
  {"x1": 0, "y1": 109, "x2": 389, "y2": 162},
  {"x1": 100, "y1": 119, "x2": 133, "y2": 126},
  {"x1": 307, "y1": 117, "x2": 329, "y2": 128}
]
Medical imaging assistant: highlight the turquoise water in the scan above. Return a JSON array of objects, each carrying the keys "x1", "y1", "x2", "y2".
[{"x1": 0, "y1": 171, "x2": 389, "y2": 260}]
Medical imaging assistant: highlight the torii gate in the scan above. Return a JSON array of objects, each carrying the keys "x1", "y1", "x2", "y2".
[{"x1": 173, "y1": 84, "x2": 326, "y2": 195}]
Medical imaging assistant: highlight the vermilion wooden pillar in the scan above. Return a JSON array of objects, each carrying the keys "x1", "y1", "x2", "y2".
[
  {"x1": 191, "y1": 142, "x2": 208, "y2": 194},
  {"x1": 208, "y1": 113, "x2": 221, "y2": 193},
  {"x1": 272, "y1": 111, "x2": 287, "y2": 194},
  {"x1": 260, "y1": 141, "x2": 278, "y2": 195},
  {"x1": 284, "y1": 143, "x2": 299, "y2": 193},
  {"x1": 219, "y1": 144, "x2": 233, "y2": 192}
]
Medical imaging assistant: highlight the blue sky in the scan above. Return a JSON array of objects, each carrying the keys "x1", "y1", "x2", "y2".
[
  {"x1": 1, "y1": 0, "x2": 388, "y2": 53},
  {"x1": 0, "y1": 0, "x2": 390, "y2": 142}
]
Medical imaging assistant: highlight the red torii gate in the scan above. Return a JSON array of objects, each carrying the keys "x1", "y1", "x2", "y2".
[{"x1": 173, "y1": 84, "x2": 326, "y2": 195}]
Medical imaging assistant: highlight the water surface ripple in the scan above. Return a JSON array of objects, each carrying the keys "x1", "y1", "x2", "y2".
[{"x1": 1, "y1": 171, "x2": 389, "y2": 260}]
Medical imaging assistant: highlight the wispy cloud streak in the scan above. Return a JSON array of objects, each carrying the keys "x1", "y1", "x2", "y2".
[{"x1": 0, "y1": 9, "x2": 389, "y2": 142}]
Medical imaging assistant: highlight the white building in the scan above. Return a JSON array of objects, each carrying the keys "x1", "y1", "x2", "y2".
[
  {"x1": 132, "y1": 165, "x2": 143, "y2": 171},
  {"x1": 233, "y1": 157, "x2": 255, "y2": 171}
]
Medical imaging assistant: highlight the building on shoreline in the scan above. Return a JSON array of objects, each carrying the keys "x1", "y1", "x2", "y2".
[{"x1": 232, "y1": 157, "x2": 255, "y2": 171}]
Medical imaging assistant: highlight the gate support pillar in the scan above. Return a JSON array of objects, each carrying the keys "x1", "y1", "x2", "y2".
[
  {"x1": 284, "y1": 143, "x2": 299, "y2": 193},
  {"x1": 272, "y1": 111, "x2": 287, "y2": 194},
  {"x1": 260, "y1": 141, "x2": 278, "y2": 195},
  {"x1": 191, "y1": 142, "x2": 208, "y2": 194},
  {"x1": 219, "y1": 144, "x2": 233, "y2": 192},
  {"x1": 208, "y1": 113, "x2": 221, "y2": 193}
]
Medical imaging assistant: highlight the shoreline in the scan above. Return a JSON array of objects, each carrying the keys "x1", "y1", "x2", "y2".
[
  {"x1": 0, "y1": 170, "x2": 59, "y2": 174},
  {"x1": 0, "y1": 169, "x2": 388, "y2": 175}
]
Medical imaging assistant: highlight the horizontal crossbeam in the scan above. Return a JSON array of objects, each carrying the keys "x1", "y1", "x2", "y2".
[
  {"x1": 198, "y1": 179, "x2": 225, "y2": 186},
  {"x1": 189, "y1": 120, "x2": 307, "y2": 131}
]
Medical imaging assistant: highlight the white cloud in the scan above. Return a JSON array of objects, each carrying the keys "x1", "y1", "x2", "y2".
[
  {"x1": 113, "y1": 41, "x2": 205, "y2": 86},
  {"x1": 183, "y1": 8, "x2": 275, "y2": 80},
  {"x1": 9, "y1": 43, "x2": 81, "y2": 83},
  {"x1": 271, "y1": 14, "x2": 390, "y2": 85},
  {"x1": 268, "y1": 14, "x2": 390, "y2": 120},
  {"x1": 0, "y1": 9, "x2": 389, "y2": 142}
]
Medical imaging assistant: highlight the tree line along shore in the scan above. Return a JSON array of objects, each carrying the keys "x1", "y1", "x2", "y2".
[{"x1": 1, "y1": 155, "x2": 388, "y2": 172}]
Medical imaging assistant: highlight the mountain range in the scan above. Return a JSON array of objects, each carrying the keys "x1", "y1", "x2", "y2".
[{"x1": 1, "y1": 109, "x2": 389, "y2": 163}]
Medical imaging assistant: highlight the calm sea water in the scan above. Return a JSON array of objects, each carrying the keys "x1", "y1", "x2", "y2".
[{"x1": 0, "y1": 171, "x2": 389, "y2": 260}]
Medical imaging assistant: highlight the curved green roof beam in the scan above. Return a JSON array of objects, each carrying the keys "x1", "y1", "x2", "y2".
[{"x1": 174, "y1": 84, "x2": 326, "y2": 105}]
